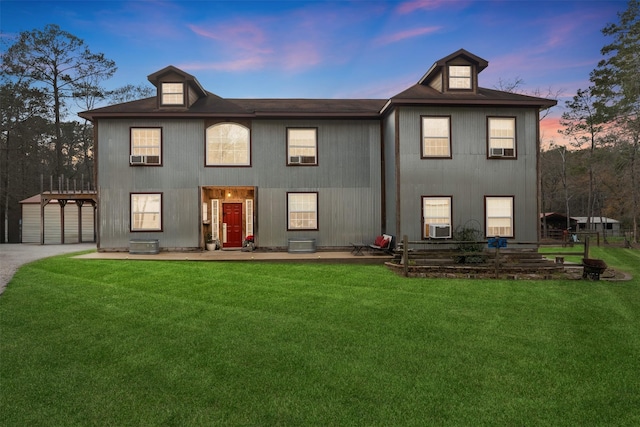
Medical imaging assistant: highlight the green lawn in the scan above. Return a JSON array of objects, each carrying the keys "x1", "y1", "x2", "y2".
[{"x1": 1, "y1": 247, "x2": 639, "y2": 426}]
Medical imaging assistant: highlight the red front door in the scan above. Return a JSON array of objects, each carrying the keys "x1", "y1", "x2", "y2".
[{"x1": 223, "y1": 203, "x2": 243, "y2": 248}]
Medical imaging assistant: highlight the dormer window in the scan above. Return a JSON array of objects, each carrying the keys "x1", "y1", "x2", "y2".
[
  {"x1": 161, "y1": 82, "x2": 184, "y2": 105},
  {"x1": 448, "y1": 65, "x2": 472, "y2": 89}
]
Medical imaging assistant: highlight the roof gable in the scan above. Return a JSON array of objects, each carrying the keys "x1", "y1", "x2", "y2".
[
  {"x1": 418, "y1": 48, "x2": 489, "y2": 94},
  {"x1": 384, "y1": 49, "x2": 556, "y2": 111},
  {"x1": 147, "y1": 65, "x2": 207, "y2": 108},
  {"x1": 147, "y1": 65, "x2": 206, "y2": 96},
  {"x1": 419, "y1": 49, "x2": 489, "y2": 83}
]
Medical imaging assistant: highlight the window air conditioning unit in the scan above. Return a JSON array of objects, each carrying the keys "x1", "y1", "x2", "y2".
[
  {"x1": 130, "y1": 155, "x2": 144, "y2": 164},
  {"x1": 429, "y1": 224, "x2": 451, "y2": 239},
  {"x1": 130, "y1": 155, "x2": 160, "y2": 165},
  {"x1": 490, "y1": 147, "x2": 505, "y2": 157},
  {"x1": 290, "y1": 156, "x2": 302, "y2": 164}
]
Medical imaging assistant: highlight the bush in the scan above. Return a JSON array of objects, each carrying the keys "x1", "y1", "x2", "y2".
[{"x1": 453, "y1": 224, "x2": 484, "y2": 263}]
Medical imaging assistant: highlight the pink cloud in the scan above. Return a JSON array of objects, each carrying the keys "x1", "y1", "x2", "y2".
[
  {"x1": 186, "y1": 20, "x2": 275, "y2": 72},
  {"x1": 396, "y1": 0, "x2": 452, "y2": 14},
  {"x1": 481, "y1": 8, "x2": 611, "y2": 84},
  {"x1": 540, "y1": 116, "x2": 563, "y2": 142},
  {"x1": 540, "y1": 113, "x2": 582, "y2": 149},
  {"x1": 188, "y1": 22, "x2": 272, "y2": 55},
  {"x1": 375, "y1": 26, "x2": 441, "y2": 46},
  {"x1": 534, "y1": 9, "x2": 607, "y2": 50},
  {"x1": 178, "y1": 57, "x2": 268, "y2": 72},
  {"x1": 182, "y1": 2, "x2": 390, "y2": 74},
  {"x1": 282, "y1": 42, "x2": 322, "y2": 71},
  {"x1": 333, "y1": 73, "x2": 418, "y2": 99},
  {"x1": 187, "y1": 6, "x2": 358, "y2": 73}
]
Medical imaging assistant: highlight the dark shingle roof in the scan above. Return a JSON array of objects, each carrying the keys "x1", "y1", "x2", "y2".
[
  {"x1": 79, "y1": 86, "x2": 554, "y2": 120},
  {"x1": 386, "y1": 84, "x2": 557, "y2": 109},
  {"x1": 79, "y1": 94, "x2": 386, "y2": 120},
  {"x1": 79, "y1": 51, "x2": 556, "y2": 121},
  {"x1": 229, "y1": 98, "x2": 386, "y2": 117}
]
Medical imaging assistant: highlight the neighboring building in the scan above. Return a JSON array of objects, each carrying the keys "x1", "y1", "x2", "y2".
[
  {"x1": 540, "y1": 212, "x2": 578, "y2": 240},
  {"x1": 79, "y1": 49, "x2": 556, "y2": 252},
  {"x1": 540, "y1": 213, "x2": 622, "y2": 238},
  {"x1": 573, "y1": 216, "x2": 622, "y2": 237},
  {"x1": 20, "y1": 194, "x2": 95, "y2": 244}
]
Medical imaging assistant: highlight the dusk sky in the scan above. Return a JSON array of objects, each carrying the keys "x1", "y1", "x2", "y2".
[{"x1": 1, "y1": 0, "x2": 628, "y2": 145}]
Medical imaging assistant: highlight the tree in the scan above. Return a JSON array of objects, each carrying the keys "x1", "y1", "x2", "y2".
[
  {"x1": 590, "y1": 0, "x2": 640, "y2": 242},
  {"x1": 540, "y1": 146, "x2": 563, "y2": 237},
  {"x1": 2, "y1": 24, "x2": 116, "y2": 178},
  {"x1": 107, "y1": 84, "x2": 155, "y2": 104},
  {"x1": 557, "y1": 146, "x2": 572, "y2": 231},
  {"x1": 591, "y1": 0, "x2": 640, "y2": 118},
  {"x1": 607, "y1": 121, "x2": 640, "y2": 243},
  {"x1": 493, "y1": 77, "x2": 561, "y2": 121},
  {"x1": 559, "y1": 88, "x2": 607, "y2": 231},
  {"x1": 541, "y1": 145, "x2": 572, "y2": 231},
  {"x1": 0, "y1": 78, "x2": 50, "y2": 242}
]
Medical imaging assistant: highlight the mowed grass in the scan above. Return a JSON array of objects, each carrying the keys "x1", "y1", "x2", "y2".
[{"x1": 1, "y1": 248, "x2": 639, "y2": 426}]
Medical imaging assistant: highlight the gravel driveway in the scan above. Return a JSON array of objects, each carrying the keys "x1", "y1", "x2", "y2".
[{"x1": 0, "y1": 243, "x2": 96, "y2": 295}]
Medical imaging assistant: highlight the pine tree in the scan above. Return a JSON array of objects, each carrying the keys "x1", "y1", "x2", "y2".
[{"x1": 591, "y1": 0, "x2": 640, "y2": 242}]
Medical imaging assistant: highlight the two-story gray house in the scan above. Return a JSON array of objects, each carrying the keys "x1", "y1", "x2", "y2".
[{"x1": 80, "y1": 49, "x2": 556, "y2": 252}]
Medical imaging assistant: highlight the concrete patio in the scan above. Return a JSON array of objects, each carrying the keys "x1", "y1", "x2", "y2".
[{"x1": 76, "y1": 248, "x2": 392, "y2": 264}]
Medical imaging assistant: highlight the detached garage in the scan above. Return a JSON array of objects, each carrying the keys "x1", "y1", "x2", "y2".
[{"x1": 20, "y1": 194, "x2": 96, "y2": 244}]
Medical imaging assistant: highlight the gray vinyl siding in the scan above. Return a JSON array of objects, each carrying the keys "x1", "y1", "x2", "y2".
[
  {"x1": 256, "y1": 119, "x2": 382, "y2": 247},
  {"x1": 97, "y1": 119, "x2": 381, "y2": 250},
  {"x1": 382, "y1": 112, "x2": 397, "y2": 236},
  {"x1": 396, "y1": 106, "x2": 539, "y2": 242}
]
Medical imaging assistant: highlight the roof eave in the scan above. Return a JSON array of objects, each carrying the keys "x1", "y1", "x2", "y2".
[
  {"x1": 78, "y1": 111, "x2": 382, "y2": 120},
  {"x1": 252, "y1": 112, "x2": 380, "y2": 118},
  {"x1": 388, "y1": 98, "x2": 557, "y2": 109},
  {"x1": 79, "y1": 112, "x2": 256, "y2": 120}
]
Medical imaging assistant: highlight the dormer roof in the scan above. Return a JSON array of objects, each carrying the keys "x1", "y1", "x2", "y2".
[
  {"x1": 380, "y1": 49, "x2": 556, "y2": 113},
  {"x1": 147, "y1": 65, "x2": 207, "y2": 98},
  {"x1": 418, "y1": 48, "x2": 488, "y2": 87},
  {"x1": 382, "y1": 85, "x2": 557, "y2": 112},
  {"x1": 146, "y1": 65, "x2": 208, "y2": 109}
]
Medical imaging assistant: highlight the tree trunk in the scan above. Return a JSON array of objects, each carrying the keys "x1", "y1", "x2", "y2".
[
  {"x1": 0, "y1": 130, "x2": 9, "y2": 243},
  {"x1": 54, "y1": 75, "x2": 62, "y2": 178},
  {"x1": 631, "y1": 134, "x2": 639, "y2": 243}
]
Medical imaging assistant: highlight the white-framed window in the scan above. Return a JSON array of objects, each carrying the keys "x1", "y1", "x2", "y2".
[
  {"x1": 161, "y1": 82, "x2": 184, "y2": 105},
  {"x1": 287, "y1": 128, "x2": 317, "y2": 165},
  {"x1": 130, "y1": 128, "x2": 161, "y2": 165},
  {"x1": 245, "y1": 199, "x2": 253, "y2": 236},
  {"x1": 486, "y1": 196, "x2": 514, "y2": 238},
  {"x1": 131, "y1": 193, "x2": 162, "y2": 231},
  {"x1": 448, "y1": 65, "x2": 472, "y2": 89},
  {"x1": 488, "y1": 117, "x2": 516, "y2": 158},
  {"x1": 287, "y1": 192, "x2": 318, "y2": 230},
  {"x1": 211, "y1": 199, "x2": 220, "y2": 240},
  {"x1": 423, "y1": 196, "x2": 452, "y2": 238},
  {"x1": 421, "y1": 116, "x2": 451, "y2": 158},
  {"x1": 206, "y1": 123, "x2": 250, "y2": 166}
]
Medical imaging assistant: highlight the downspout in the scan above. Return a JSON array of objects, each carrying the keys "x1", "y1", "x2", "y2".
[
  {"x1": 536, "y1": 108, "x2": 541, "y2": 241},
  {"x1": 395, "y1": 108, "x2": 401, "y2": 237}
]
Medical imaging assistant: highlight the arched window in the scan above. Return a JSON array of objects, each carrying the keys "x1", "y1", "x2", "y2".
[{"x1": 206, "y1": 123, "x2": 250, "y2": 166}]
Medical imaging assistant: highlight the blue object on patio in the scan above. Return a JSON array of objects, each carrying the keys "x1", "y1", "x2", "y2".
[{"x1": 488, "y1": 237, "x2": 507, "y2": 248}]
